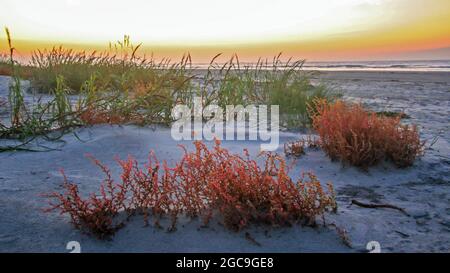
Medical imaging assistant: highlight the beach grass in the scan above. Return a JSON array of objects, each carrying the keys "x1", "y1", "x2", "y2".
[
  {"x1": 199, "y1": 54, "x2": 335, "y2": 128},
  {"x1": 0, "y1": 29, "x2": 337, "y2": 145},
  {"x1": 1, "y1": 28, "x2": 78, "y2": 143},
  {"x1": 1, "y1": 28, "x2": 424, "y2": 171}
]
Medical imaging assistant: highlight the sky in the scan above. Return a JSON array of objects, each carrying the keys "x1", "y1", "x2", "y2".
[{"x1": 1, "y1": 0, "x2": 450, "y2": 62}]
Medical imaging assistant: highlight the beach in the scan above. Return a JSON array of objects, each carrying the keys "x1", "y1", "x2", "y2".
[{"x1": 0, "y1": 70, "x2": 449, "y2": 253}]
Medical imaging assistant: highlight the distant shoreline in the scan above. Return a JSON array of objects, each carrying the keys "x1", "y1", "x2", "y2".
[
  {"x1": 187, "y1": 69, "x2": 450, "y2": 83},
  {"x1": 189, "y1": 60, "x2": 450, "y2": 73}
]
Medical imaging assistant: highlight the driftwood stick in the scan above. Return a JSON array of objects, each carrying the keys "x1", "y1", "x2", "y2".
[
  {"x1": 351, "y1": 199, "x2": 410, "y2": 216},
  {"x1": 245, "y1": 232, "x2": 262, "y2": 247}
]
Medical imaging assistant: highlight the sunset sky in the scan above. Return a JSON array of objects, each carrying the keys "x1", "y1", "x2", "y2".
[{"x1": 1, "y1": 0, "x2": 449, "y2": 62}]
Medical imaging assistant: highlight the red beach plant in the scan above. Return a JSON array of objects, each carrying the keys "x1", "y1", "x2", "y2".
[
  {"x1": 45, "y1": 140, "x2": 336, "y2": 238},
  {"x1": 310, "y1": 99, "x2": 424, "y2": 169}
]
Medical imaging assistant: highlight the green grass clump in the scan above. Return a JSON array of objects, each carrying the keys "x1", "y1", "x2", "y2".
[
  {"x1": 0, "y1": 28, "x2": 82, "y2": 145},
  {"x1": 199, "y1": 54, "x2": 337, "y2": 128},
  {"x1": 29, "y1": 36, "x2": 194, "y2": 96},
  {"x1": 0, "y1": 28, "x2": 337, "y2": 152},
  {"x1": 23, "y1": 46, "x2": 336, "y2": 129}
]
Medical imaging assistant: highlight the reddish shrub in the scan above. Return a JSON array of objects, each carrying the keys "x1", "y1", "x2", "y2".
[
  {"x1": 44, "y1": 159, "x2": 130, "y2": 238},
  {"x1": 171, "y1": 142, "x2": 214, "y2": 222},
  {"x1": 284, "y1": 136, "x2": 321, "y2": 157},
  {"x1": 172, "y1": 141, "x2": 336, "y2": 230},
  {"x1": 310, "y1": 99, "x2": 424, "y2": 169},
  {"x1": 383, "y1": 123, "x2": 424, "y2": 168},
  {"x1": 206, "y1": 151, "x2": 336, "y2": 230},
  {"x1": 0, "y1": 65, "x2": 12, "y2": 76},
  {"x1": 46, "y1": 140, "x2": 337, "y2": 237},
  {"x1": 118, "y1": 153, "x2": 180, "y2": 229},
  {"x1": 79, "y1": 107, "x2": 127, "y2": 125},
  {"x1": 284, "y1": 140, "x2": 305, "y2": 157}
]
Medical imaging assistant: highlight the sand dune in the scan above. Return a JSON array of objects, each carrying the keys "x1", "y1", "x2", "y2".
[{"x1": 0, "y1": 71, "x2": 449, "y2": 252}]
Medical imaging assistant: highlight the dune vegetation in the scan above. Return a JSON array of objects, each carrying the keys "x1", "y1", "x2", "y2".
[
  {"x1": 310, "y1": 99, "x2": 424, "y2": 169},
  {"x1": 0, "y1": 29, "x2": 335, "y2": 149},
  {"x1": 0, "y1": 27, "x2": 424, "y2": 165},
  {"x1": 44, "y1": 139, "x2": 337, "y2": 238},
  {"x1": 0, "y1": 28, "x2": 428, "y2": 244}
]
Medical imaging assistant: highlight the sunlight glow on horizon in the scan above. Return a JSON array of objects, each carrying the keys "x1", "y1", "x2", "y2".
[{"x1": 1, "y1": 0, "x2": 450, "y2": 61}]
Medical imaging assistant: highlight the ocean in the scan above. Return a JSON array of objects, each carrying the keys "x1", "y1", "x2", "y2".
[
  {"x1": 192, "y1": 60, "x2": 450, "y2": 72},
  {"x1": 302, "y1": 60, "x2": 450, "y2": 72}
]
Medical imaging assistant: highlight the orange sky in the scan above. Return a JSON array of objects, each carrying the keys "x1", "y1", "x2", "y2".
[{"x1": 1, "y1": 0, "x2": 449, "y2": 62}]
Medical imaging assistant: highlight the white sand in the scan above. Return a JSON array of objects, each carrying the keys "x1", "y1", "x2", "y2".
[{"x1": 0, "y1": 71, "x2": 449, "y2": 253}]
